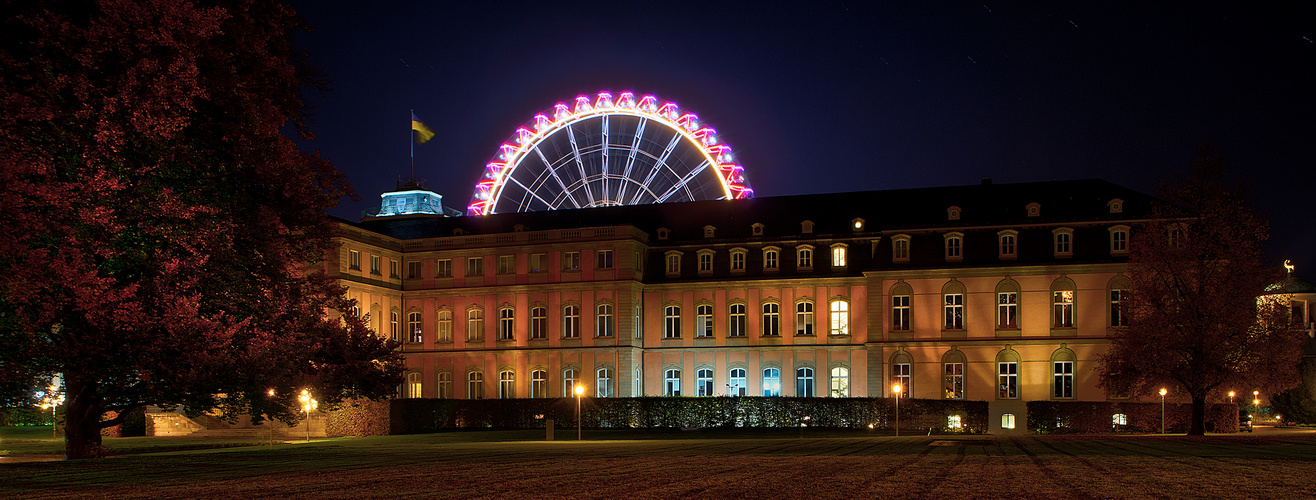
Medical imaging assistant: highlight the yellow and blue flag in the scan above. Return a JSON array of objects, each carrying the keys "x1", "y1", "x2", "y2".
[{"x1": 411, "y1": 112, "x2": 435, "y2": 144}]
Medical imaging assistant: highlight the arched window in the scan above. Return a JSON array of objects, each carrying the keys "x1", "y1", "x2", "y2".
[
  {"x1": 1108, "y1": 275, "x2": 1132, "y2": 327},
  {"x1": 829, "y1": 299, "x2": 849, "y2": 335},
  {"x1": 563, "y1": 369, "x2": 579, "y2": 397},
  {"x1": 497, "y1": 307, "x2": 515, "y2": 341},
  {"x1": 998, "y1": 230, "x2": 1018, "y2": 260},
  {"x1": 892, "y1": 235, "x2": 911, "y2": 262},
  {"x1": 664, "y1": 369, "x2": 681, "y2": 396},
  {"x1": 466, "y1": 307, "x2": 484, "y2": 341},
  {"x1": 1052, "y1": 278, "x2": 1077, "y2": 328},
  {"x1": 890, "y1": 282, "x2": 912, "y2": 331},
  {"x1": 562, "y1": 304, "x2": 581, "y2": 338},
  {"x1": 408, "y1": 311, "x2": 423, "y2": 342},
  {"x1": 389, "y1": 310, "x2": 400, "y2": 342},
  {"x1": 763, "y1": 246, "x2": 780, "y2": 271},
  {"x1": 942, "y1": 281, "x2": 965, "y2": 330},
  {"x1": 436, "y1": 309, "x2": 453, "y2": 342},
  {"x1": 529, "y1": 306, "x2": 547, "y2": 339},
  {"x1": 762, "y1": 302, "x2": 780, "y2": 336},
  {"x1": 696, "y1": 368, "x2": 714, "y2": 396},
  {"x1": 498, "y1": 370, "x2": 515, "y2": 399},
  {"x1": 831, "y1": 244, "x2": 847, "y2": 267},
  {"x1": 729, "y1": 368, "x2": 747, "y2": 396},
  {"x1": 467, "y1": 371, "x2": 484, "y2": 400},
  {"x1": 797, "y1": 245, "x2": 814, "y2": 269},
  {"x1": 664, "y1": 305, "x2": 681, "y2": 338},
  {"x1": 407, "y1": 372, "x2": 422, "y2": 398},
  {"x1": 944, "y1": 232, "x2": 964, "y2": 261},
  {"x1": 437, "y1": 372, "x2": 452, "y2": 399},
  {"x1": 829, "y1": 366, "x2": 849, "y2": 397},
  {"x1": 763, "y1": 367, "x2": 781, "y2": 396},
  {"x1": 530, "y1": 370, "x2": 547, "y2": 398},
  {"x1": 795, "y1": 300, "x2": 814, "y2": 336},
  {"x1": 696, "y1": 304, "x2": 714, "y2": 338},
  {"x1": 942, "y1": 349, "x2": 967, "y2": 399},
  {"x1": 890, "y1": 351, "x2": 913, "y2": 398},
  {"x1": 1053, "y1": 227, "x2": 1074, "y2": 257},
  {"x1": 796, "y1": 367, "x2": 815, "y2": 397},
  {"x1": 997, "y1": 348, "x2": 1020, "y2": 399},
  {"x1": 596, "y1": 368, "x2": 613, "y2": 397},
  {"x1": 596, "y1": 303, "x2": 615, "y2": 337},
  {"x1": 1052, "y1": 347, "x2": 1077, "y2": 399},
  {"x1": 728, "y1": 303, "x2": 747, "y2": 337},
  {"x1": 996, "y1": 279, "x2": 1020, "y2": 330}
]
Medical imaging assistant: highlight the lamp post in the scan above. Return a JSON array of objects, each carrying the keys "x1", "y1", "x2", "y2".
[
  {"x1": 893, "y1": 383, "x2": 902, "y2": 437},
  {"x1": 574, "y1": 384, "x2": 584, "y2": 441},
  {"x1": 267, "y1": 388, "x2": 276, "y2": 448},
  {"x1": 1253, "y1": 390, "x2": 1261, "y2": 416},
  {"x1": 299, "y1": 389, "x2": 318, "y2": 442},
  {"x1": 1228, "y1": 391, "x2": 1235, "y2": 404},
  {"x1": 39, "y1": 382, "x2": 63, "y2": 439},
  {"x1": 1159, "y1": 388, "x2": 1167, "y2": 434}
]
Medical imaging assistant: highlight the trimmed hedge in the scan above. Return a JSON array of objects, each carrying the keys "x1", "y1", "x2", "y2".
[
  {"x1": 326, "y1": 398, "x2": 391, "y2": 437},
  {"x1": 1027, "y1": 401, "x2": 1240, "y2": 433},
  {"x1": 0, "y1": 406, "x2": 49, "y2": 426},
  {"x1": 387, "y1": 397, "x2": 989, "y2": 435}
]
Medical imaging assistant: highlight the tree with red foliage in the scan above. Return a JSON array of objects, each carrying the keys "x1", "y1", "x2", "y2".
[
  {"x1": 1098, "y1": 149, "x2": 1306, "y2": 435},
  {"x1": 0, "y1": 0, "x2": 403, "y2": 458}
]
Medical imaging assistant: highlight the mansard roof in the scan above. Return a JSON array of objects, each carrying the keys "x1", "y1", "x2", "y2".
[{"x1": 338, "y1": 178, "x2": 1156, "y2": 242}]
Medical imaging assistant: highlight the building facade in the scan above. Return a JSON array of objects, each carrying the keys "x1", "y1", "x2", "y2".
[{"x1": 328, "y1": 179, "x2": 1157, "y2": 433}]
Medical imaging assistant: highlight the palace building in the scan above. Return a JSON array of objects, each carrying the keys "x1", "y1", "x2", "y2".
[{"x1": 329, "y1": 178, "x2": 1157, "y2": 433}]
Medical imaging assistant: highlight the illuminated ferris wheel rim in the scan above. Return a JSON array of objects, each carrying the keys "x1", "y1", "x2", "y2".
[{"x1": 466, "y1": 91, "x2": 754, "y2": 216}]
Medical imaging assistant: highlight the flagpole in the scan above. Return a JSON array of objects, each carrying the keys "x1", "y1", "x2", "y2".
[{"x1": 409, "y1": 109, "x2": 415, "y2": 181}]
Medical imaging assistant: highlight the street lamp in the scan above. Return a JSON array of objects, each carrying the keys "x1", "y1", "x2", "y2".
[
  {"x1": 574, "y1": 384, "x2": 585, "y2": 441},
  {"x1": 299, "y1": 389, "x2": 318, "y2": 442},
  {"x1": 893, "y1": 383, "x2": 902, "y2": 437},
  {"x1": 267, "y1": 388, "x2": 276, "y2": 448},
  {"x1": 1159, "y1": 388, "x2": 1167, "y2": 434},
  {"x1": 39, "y1": 382, "x2": 64, "y2": 439},
  {"x1": 1228, "y1": 391, "x2": 1235, "y2": 404}
]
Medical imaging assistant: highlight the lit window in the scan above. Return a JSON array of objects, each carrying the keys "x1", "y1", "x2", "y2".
[
  {"x1": 831, "y1": 245, "x2": 847, "y2": 267},
  {"x1": 1002, "y1": 413, "x2": 1016, "y2": 429},
  {"x1": 696, "y1": 369, "x2": 714, "y2": 396},
  {"x1": 1113, "y1": 413, "x2": 1128, "y2": 426},
  {"x1": 407, "y1": 372, "x2": 422, "y2": 398},
  {"x1": 596, "y1": 250, "x2": 613, "y2": 270},
  {"x1": 829, "y1": 299, "x2": 849, "y2": 335},
  {"x1": 435, "y1": 259, "x2": 452, "y2": 278},
  {"x1": 795, "y1": 301, "x2": 814, "y2": 336},
  {"x1": 466, "y1": 308, "x2": 483, "y2": 340},
  {"x1": 530, "y1": 370, "x2": 546, "y2": 398},
  {"x1": 597, "y1": 368, "x2": 613, "y2": 397},
  {"x1": 948, "y1": 415, "x2": 963, "y2": 430},
  {"x1": 596, "y1": 304, "x2": 614, "y2": 337},
  {"x1": 1054, "y1": 290, "x2": 1075, "y2": 327},
  {"x1": 467, "y1": 372, "x2": 484, "y2": 400},
  {"x1": 437, "y1": 310, "x2": 452, "y2": 342},
  {"x1": 729, "y1": 303, "x2": 747, "y2": 337},
  {"x1": 729, "y1": 368, "x2": 747, "y2": 396},
  {"x1": 1110, "y1": 289, "x2": 1129, "y2": 327},
  {"x1": 466, "y1": 257, "x2": 483, "y2": 277},
  {"x1": 530, "y1": 306, "x2": 547, "y2": 339},
  {"x1": 763, "y1": 368, "x2": 781, "y2": 396},
  {"x1": 796, "y1": 367, "x2": 815, "y2": 397},
  {"x1": 563, "y1": 369, "x2": 578, "y2": 397},
  {"x1": 830, "y1": 367, "x2": 849, "y2": 397},
  {"x1": 944, "y1": 293, "x2": 964, "y2": 329},
  {"x1": 408, "y1": 311, "x2": 423, "y2": 342},
  {"x1": 562, "y1": 305, "x2": 580, "y2": 338},
  {"x1": 664, "y1": 369, "x2": 681, "y2": 396},
  {"x1": 498, "y1": 307, "x2": 515, "y2": 341},
  {"x1": 498, "y1": 370, "x2": 515, "y2": 399},
  {"x1": 696, "y1": 304, "x2": 713, "y2": 338},
  {"x1": 664, "y1": 305, "x2": 681, "y2": 338},
  {"x1": 945, "y1": 363, "x2": 964, "y2": 399},
  {"x1": 562, "y1": 251, "x2": 581, "y2": 271},
  {"x1": 762, "y1": 302, "x2": 780, "y2": 336},
  {"x1": 999, "y1": 362, "x2": 1018, "y2": 399},
  {"x1": 1053, "y1": 361, "x2": 1074, "y2": 398}
]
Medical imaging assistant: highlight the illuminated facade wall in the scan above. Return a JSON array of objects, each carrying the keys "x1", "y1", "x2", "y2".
[{"x1": 331, "y1": 180, "x2": 1150, "y2": 433}]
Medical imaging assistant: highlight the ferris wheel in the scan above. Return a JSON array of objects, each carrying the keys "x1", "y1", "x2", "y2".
[{"x1": 466, "y1": 91, "x2": 754, "y2": 215}]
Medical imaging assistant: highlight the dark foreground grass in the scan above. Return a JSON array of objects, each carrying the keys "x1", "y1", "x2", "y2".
[{"x1": 3, "y1": 430, "x2": 1316, "y2": 499}]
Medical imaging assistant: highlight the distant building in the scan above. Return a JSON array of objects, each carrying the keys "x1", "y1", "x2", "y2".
[{"x1": 328, "y1": 178, "x2": 1167, "y2": 433}]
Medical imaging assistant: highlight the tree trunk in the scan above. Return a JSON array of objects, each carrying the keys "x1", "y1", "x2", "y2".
[
  {"x1": 63, "y1": 377, "x2": 106, "y2": 459},
  {"x1": 1189, "y1": 394, "x2": 1207, "y2": 436}
]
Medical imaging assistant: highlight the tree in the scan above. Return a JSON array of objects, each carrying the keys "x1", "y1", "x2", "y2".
[
  {"x1": 1271, "y1": 358, "x2": 1316, "y2": 425},
  {"x1": 1098, "y1": 148, "x2": 1306, "y2": 435},
  {"x1": 0, "y1": 0, "x2": 404, "y2": 458}
]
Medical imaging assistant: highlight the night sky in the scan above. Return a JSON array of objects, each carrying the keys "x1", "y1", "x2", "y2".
[{"x1": 291, "y1": 1, "x2": 1315, "y2": 273}]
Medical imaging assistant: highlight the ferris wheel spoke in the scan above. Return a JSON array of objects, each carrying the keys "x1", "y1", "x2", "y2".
[
  {"x1": 566, "y1": 126, "x2": 598, "y2": 207},
  {"x1": 532, "y1": 145, "x2": 581, "y2": 209},
  {"x1": 601, "y1": 114, "x2": 610, "y2": 205},
  {"x1": 655, "y1": 159, "x2": 712, "y2": 203},
  {"x1": 630, "y1": 133, "x2": 682, "y2": 205},
  {"x1": 616, "y1": 118, "x2": 646, "y2": 205},
  {"x1": 505, "y1": 175, "x2": 557, "y2": 210}
]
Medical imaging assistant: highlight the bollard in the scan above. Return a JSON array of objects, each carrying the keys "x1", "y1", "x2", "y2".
[{"x1": 545, "y1": 419, "x2": 554, "y2": 441}]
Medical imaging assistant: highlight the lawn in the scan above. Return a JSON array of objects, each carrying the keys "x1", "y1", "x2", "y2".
[{"x1": 3, "y1": 429, "x2": 1316, "y2": 499}]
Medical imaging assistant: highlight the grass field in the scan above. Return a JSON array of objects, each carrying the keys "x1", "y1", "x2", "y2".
[{"x1": 3, "y1": 428, "x2": 1316, "y2": 499}]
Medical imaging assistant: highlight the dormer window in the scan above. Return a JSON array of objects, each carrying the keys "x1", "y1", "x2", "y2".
[
  {"x1": 729, "y1": 248, "x2": 747, "y2": 273},
  {"x1": 703, "y1": 225, "x2": 716, "y2": 238},
  {"x1": 751, "y1": 223, "x2": 764, "y2": 236},
  {"x1": 944, "y1": 232, "x2": 964, "y2": 262},
  {"x1": 830, "y1": 243, "x2": 848, "y2": 268},
  {"x1": 851, "y1": 218, "x2": 865, "y2": 231},
  {"x1": 664, "y1": 251, "x2": 682, "y2": 276},
  {"x1": 796, "y1": 245, "x2": 815, "y2": 270},
  {"x1": 998, "y1": 230, "x2": 1018, "y2": 260},
  {"x1": 697, "y1": 249, "x2": 715, "y2": 274},
  {"x1": 1053, "y1": 227, "x2": 1074, "y2": 258},
  {"x1": 892, "y1": 234, "x2": 911, "y2": 263},
  {"x1": 947, "y1": 206, "x2": 961, "y2": 220},
  {"x1": 657, "y1": 227, "x2": 670, "y2": 240},
  {"x1": 763, "y1": 246, "x2": 781, "y2": 272},
  {"x1": 1109, "y1": 225, "x2": 1130, "y2": 255},
  {"x1": 1027, "y1": 202, "x2": 1041, "y2": 218},
  {"x1": 1108, "y1": 198, "x2": 1124, "y2": 214},
  {"x1": 801, "y1": 220, "x2": 814, "y2": 234}
]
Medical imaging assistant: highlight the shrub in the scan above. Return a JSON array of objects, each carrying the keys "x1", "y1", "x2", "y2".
[{"x1": 1026, "y1": 401, "x2": 1239, "y2": 433}]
